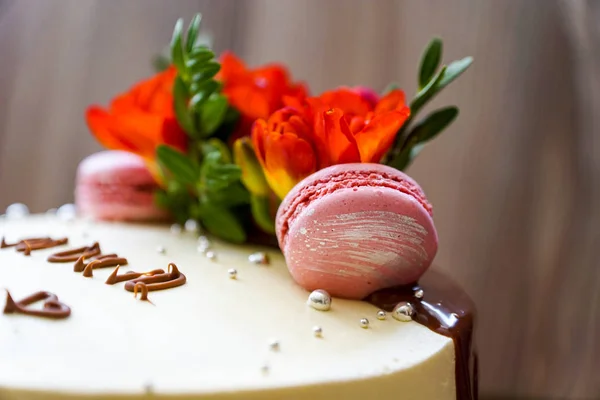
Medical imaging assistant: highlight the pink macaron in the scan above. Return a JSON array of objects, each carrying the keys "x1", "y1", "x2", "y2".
[
  {"x1": 75, "y1": 151, "x2": 170, "y2": 222},
  {"x1": 276, "y1": 163, "x2": 438, "y2": 300}
]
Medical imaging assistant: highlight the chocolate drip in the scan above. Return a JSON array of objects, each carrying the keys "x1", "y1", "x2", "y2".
[
  {"x1": 366, "y1": 269, "x2": 478, "y2": 400},
  {"x1": 79, "y1": 256, "x2": 128, "y2": 275},
  {"x1": 133, "y1": 283, "x2": 152, "y2": 303},
  {"x1": 124, "y1": 263, "x2": 186, "y2": 292},
  {"x1": 3, "y1": 290, "x2": 71, "y2": 319}
]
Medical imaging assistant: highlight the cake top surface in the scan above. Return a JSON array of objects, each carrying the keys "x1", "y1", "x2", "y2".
[{"x1": 0, "y1": 215, "x2": 455, "y2": 399}]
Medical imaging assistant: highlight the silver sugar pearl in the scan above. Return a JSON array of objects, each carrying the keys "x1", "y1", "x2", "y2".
[
  {"x1": 170, "y1": 224, "x2": 182, "y2": 234},
  {"x1": 156, "y1": 245, "x2": 166, "y2": 254},
  {"x1": 248, "y1": 252, "x2": 269, "y2": 265},
  {"x1": 312, "y1": 326, "x2": 323, "y2": 338},
  {"x1": 205, "y1": 251, "x2": 216, "y2": 260},
  {"x1": 268, "y1": 339, "x2": 280, "y2": 352},
  {"x1": 414, "y1": 289, "x2": 424, "y2": 299},
  {"x1": 261, "y1": 364, "x2": 270, "y2": 374},
  {"x1": 307, "y1": 289, "x2": 332, "y2": 311},
  {"x1": 393, "y1": 301, "x2": 415, "y2": 322},
  {"x1": 377, "y1": 310, "x2": 387, "y2": 320},
  {"x1": 5, "y1": 203, "x2": 29, "y2": 219},
  {"x1": 57, "y1": 203, "x2": 77, "y2": 221},
  {"x1": 360, "y1": 318, "x2": 370, "y2": 329},
  {"x1": 197, "y1": 236, "x2": 211, "y2": 253},
  {"x1": 228, "y1": 268, "x2": 237, "y2": 279},
  {"x1": 184, "y1": 219, "x2": 199, "y2": 233}
]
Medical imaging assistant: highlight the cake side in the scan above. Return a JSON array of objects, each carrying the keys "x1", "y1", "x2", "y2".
[{"x1": 0, "y1": 216, "x2": 456, "y2": 400}]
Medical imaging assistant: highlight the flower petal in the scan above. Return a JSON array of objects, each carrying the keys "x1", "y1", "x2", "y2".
[
  {"x1": 319, "y1": 108, "x2": 361, "y2": 165},
  {"x1": 252, "y1": 119, "x2": 316, "y2": 199},
  {"x1": 354, "y1": 108, "x2": 410, "y2": 163},
  {"x1": 319, "y1": 88, "x2": 373, "y2": 116},
  {"x1": 375, "y1": 89, "x2": 407, "y2": 113}
]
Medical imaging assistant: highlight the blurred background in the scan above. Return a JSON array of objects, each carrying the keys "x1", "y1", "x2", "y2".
[{"x1": 0, "y1": 0, "x2": 598, "y2": 398}]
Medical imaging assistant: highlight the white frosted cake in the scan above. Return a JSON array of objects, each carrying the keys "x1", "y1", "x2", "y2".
[{"x1": 0, "y1": 214, "x2": 471, "y2": 400}]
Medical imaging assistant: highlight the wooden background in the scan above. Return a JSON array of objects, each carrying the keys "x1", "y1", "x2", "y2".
[{"x1": 0, "y1": 0, "x2": 598, "y2": 398}]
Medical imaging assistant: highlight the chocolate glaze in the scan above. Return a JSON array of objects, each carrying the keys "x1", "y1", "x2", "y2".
[
  {"x1": 48, "y1": 242, "x2": 101, "y2": 263},
  {"x1": 124, "y1": 263, "x2": 186, "y2": 292},
  {"x1": 105, "y1": 266, "x2": 165, "y2": 285},
  {"x1": 0, "y1": 237, "x2": 68, "y2": 255},
  {"x1": 3, "y1": 290, "x2": 71, "y2": 319},
  {"x1": 366, "y1": 269, "x2": 478, "y2": 400}
]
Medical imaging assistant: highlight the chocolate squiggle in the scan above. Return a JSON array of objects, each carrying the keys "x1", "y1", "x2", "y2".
[
  {"x1": 124, "y1": 263, "x2": 186, "y2": 292},
  {"x1": 48, "y1": 243, "x2": 101, "y2": 263},
  {"x1": 3, "y1": 290, "x2": 71, "y2": 319},
  {"x1": 78, "y1": 256, "x2": 129, "y2": 275},
  {"x1": 0, "y1": 237, "x2": 68, "y2": 256},
  {"x1": 133, "y1": 282, "x2": 152, "y2": 303},
  {"x1": 105, "y1": 266, "x2": 165, "y2": 285}
]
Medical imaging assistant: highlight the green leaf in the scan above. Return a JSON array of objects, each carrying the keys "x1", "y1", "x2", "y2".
[
  {"x1": 201, "y1": 152, "x2": 242, "y2": 192},
  {"x1": 157, "y1": 145, "x2": 199, "y2": 184},
  {"x1": 201, "y1": 139, "x2": 232, "y2": 162},
  {"x1": 173, "y1": 76, "x2": 196, "y2": 136},
  {"x1": 437, "y1": 57, "x2": 473, "y2": 90},
  {"x1": 389, "y1": 143, "x2": 426, "y2": 171},
  {"x1": 185, "y1": 14, "x2": 201, "y2": 53},
  {"x1": 206, "y1": 182, "x2": 250, "y2": 207},
  {"x1": 198, "y1": 202, "x2": 247, "y2": 243},
  {"x1": 419, "y1": 38, "x2": 443, "y2": 89},
  {"x1": 154, "y1": 190, "x2": 170, "y2": 208},
  {"x1": 170, "y1": 18, "x2": 186, "y2": 74},
  {"x1": 190, "y1": 62, "x2": 221, "y2": 85},
  {"x1": 250, "y1": 194, "x2": 276, "y2": 234},
  {"x1": 410, "y1": 65, "x2": 446, "y2": 116},
  {"x1": 189, "y1": 81, "x2": 221, "y2": 107},
  {"x1": 407, "y1": 106, "x2": 458, "y2": 144},
  {"x1": 187, "y1": 47, "x2": 215, "y2": 65},
  {"x1": 199, "y1": 95, "x2": 228, "y2": 137}
]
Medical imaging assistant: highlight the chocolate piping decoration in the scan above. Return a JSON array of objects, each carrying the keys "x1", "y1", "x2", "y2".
[
  {"x1": 366, "y1": 269, "x2": 478, "y2": 400},
  {"x1": 77, "y1": 256, "x2": 128, "y2": 274},
  {"x1": 16, "y1": 238, "x2": 68, "y2": 252},
  {"x1": 133, "y1": 283, "x2": 153, "y2": 304},
  {"x1": 1, "y1": 237, "x2": 50, "y2": 248},
  {"x1": 124, "y1": 263, "x2": 186, "y2": 292},
  {"x1": 3, "y1": 290, "x2": 71, "y2": 319},
  {"x1": 105, "y1": 266, "x2": 165, "y2": 285},
  {"x1": 47, "y1": 242, "x2": 101, "y2": 263}
]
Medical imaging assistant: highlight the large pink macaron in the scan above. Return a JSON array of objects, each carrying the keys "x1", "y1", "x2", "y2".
[
  {"x1": 276, "y1": 163, "x2": 438, "y2": 300},
  {"x1": 75, "y1": 151, "x2": 170, "y2": 222}
]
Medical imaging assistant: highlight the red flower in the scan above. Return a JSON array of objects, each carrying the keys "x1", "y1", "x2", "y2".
[
  {"x1": 251, "y1": 88, "x2": 410, "y2": 198},
  {"x1": 86, "y1": 66, "x2": 188, "y2": 182},
  {"x1": 219, "y1": 52, "x2": 308, "y2": 137}
]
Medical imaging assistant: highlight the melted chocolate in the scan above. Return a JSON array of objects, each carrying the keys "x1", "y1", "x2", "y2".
[
  {"x1": 3, "y1": 290, "x2": 71, "y2": 319},
  {"x1": 124, "y1": 263, "x2": 186, "y2": 292},
  {"x1": 105, "y1": 266, "x2": 165, "y2": 285},
  {"x1": 366, "y1": 269, "x2": 478, "y2": 400},
  {"x1": 48, "y1": 243, "x2": 101, "y2": 263},
  {"x1": 1, "y1": 237, "x2": 68, "y2": 255}
]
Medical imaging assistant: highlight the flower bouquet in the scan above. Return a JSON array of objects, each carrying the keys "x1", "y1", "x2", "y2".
[{"x1": 86, "y1": 14, "x2": 472, "y2": 244}]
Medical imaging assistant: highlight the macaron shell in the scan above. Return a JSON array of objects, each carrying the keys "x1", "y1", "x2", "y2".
[
  {"x1": 283, "y1": 185, "x2": 437, "y2": 299},
  {"x1": 75, "y1": 151, "x2": 169, "y2": 222}
]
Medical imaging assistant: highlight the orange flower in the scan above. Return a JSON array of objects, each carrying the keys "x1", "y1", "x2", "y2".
[
  {"x1": 219, "y1": 52, "x2": 308, "y2": 135},
  {"x1": 251, "y1": 88, "x2": 410, "y2": 199},
  {"x1": 86, "y1": 66, "x2": 188, "y2": 182}
]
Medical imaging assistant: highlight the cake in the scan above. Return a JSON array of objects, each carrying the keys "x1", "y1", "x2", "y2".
[
  {"x1": 0, "y1": 213, "x2": 476, "y2": 399},
  {"x1": 0, "y1": 12, "x2": 476, "y2": 400}
]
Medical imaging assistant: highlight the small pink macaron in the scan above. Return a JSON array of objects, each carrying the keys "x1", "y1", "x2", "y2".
[
  {"x1": 75, "y1": 150, "x2": 170, "y2": 222},
  {"x1": 276, "y1": 163, "x2": 438, "y2": 300}
]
